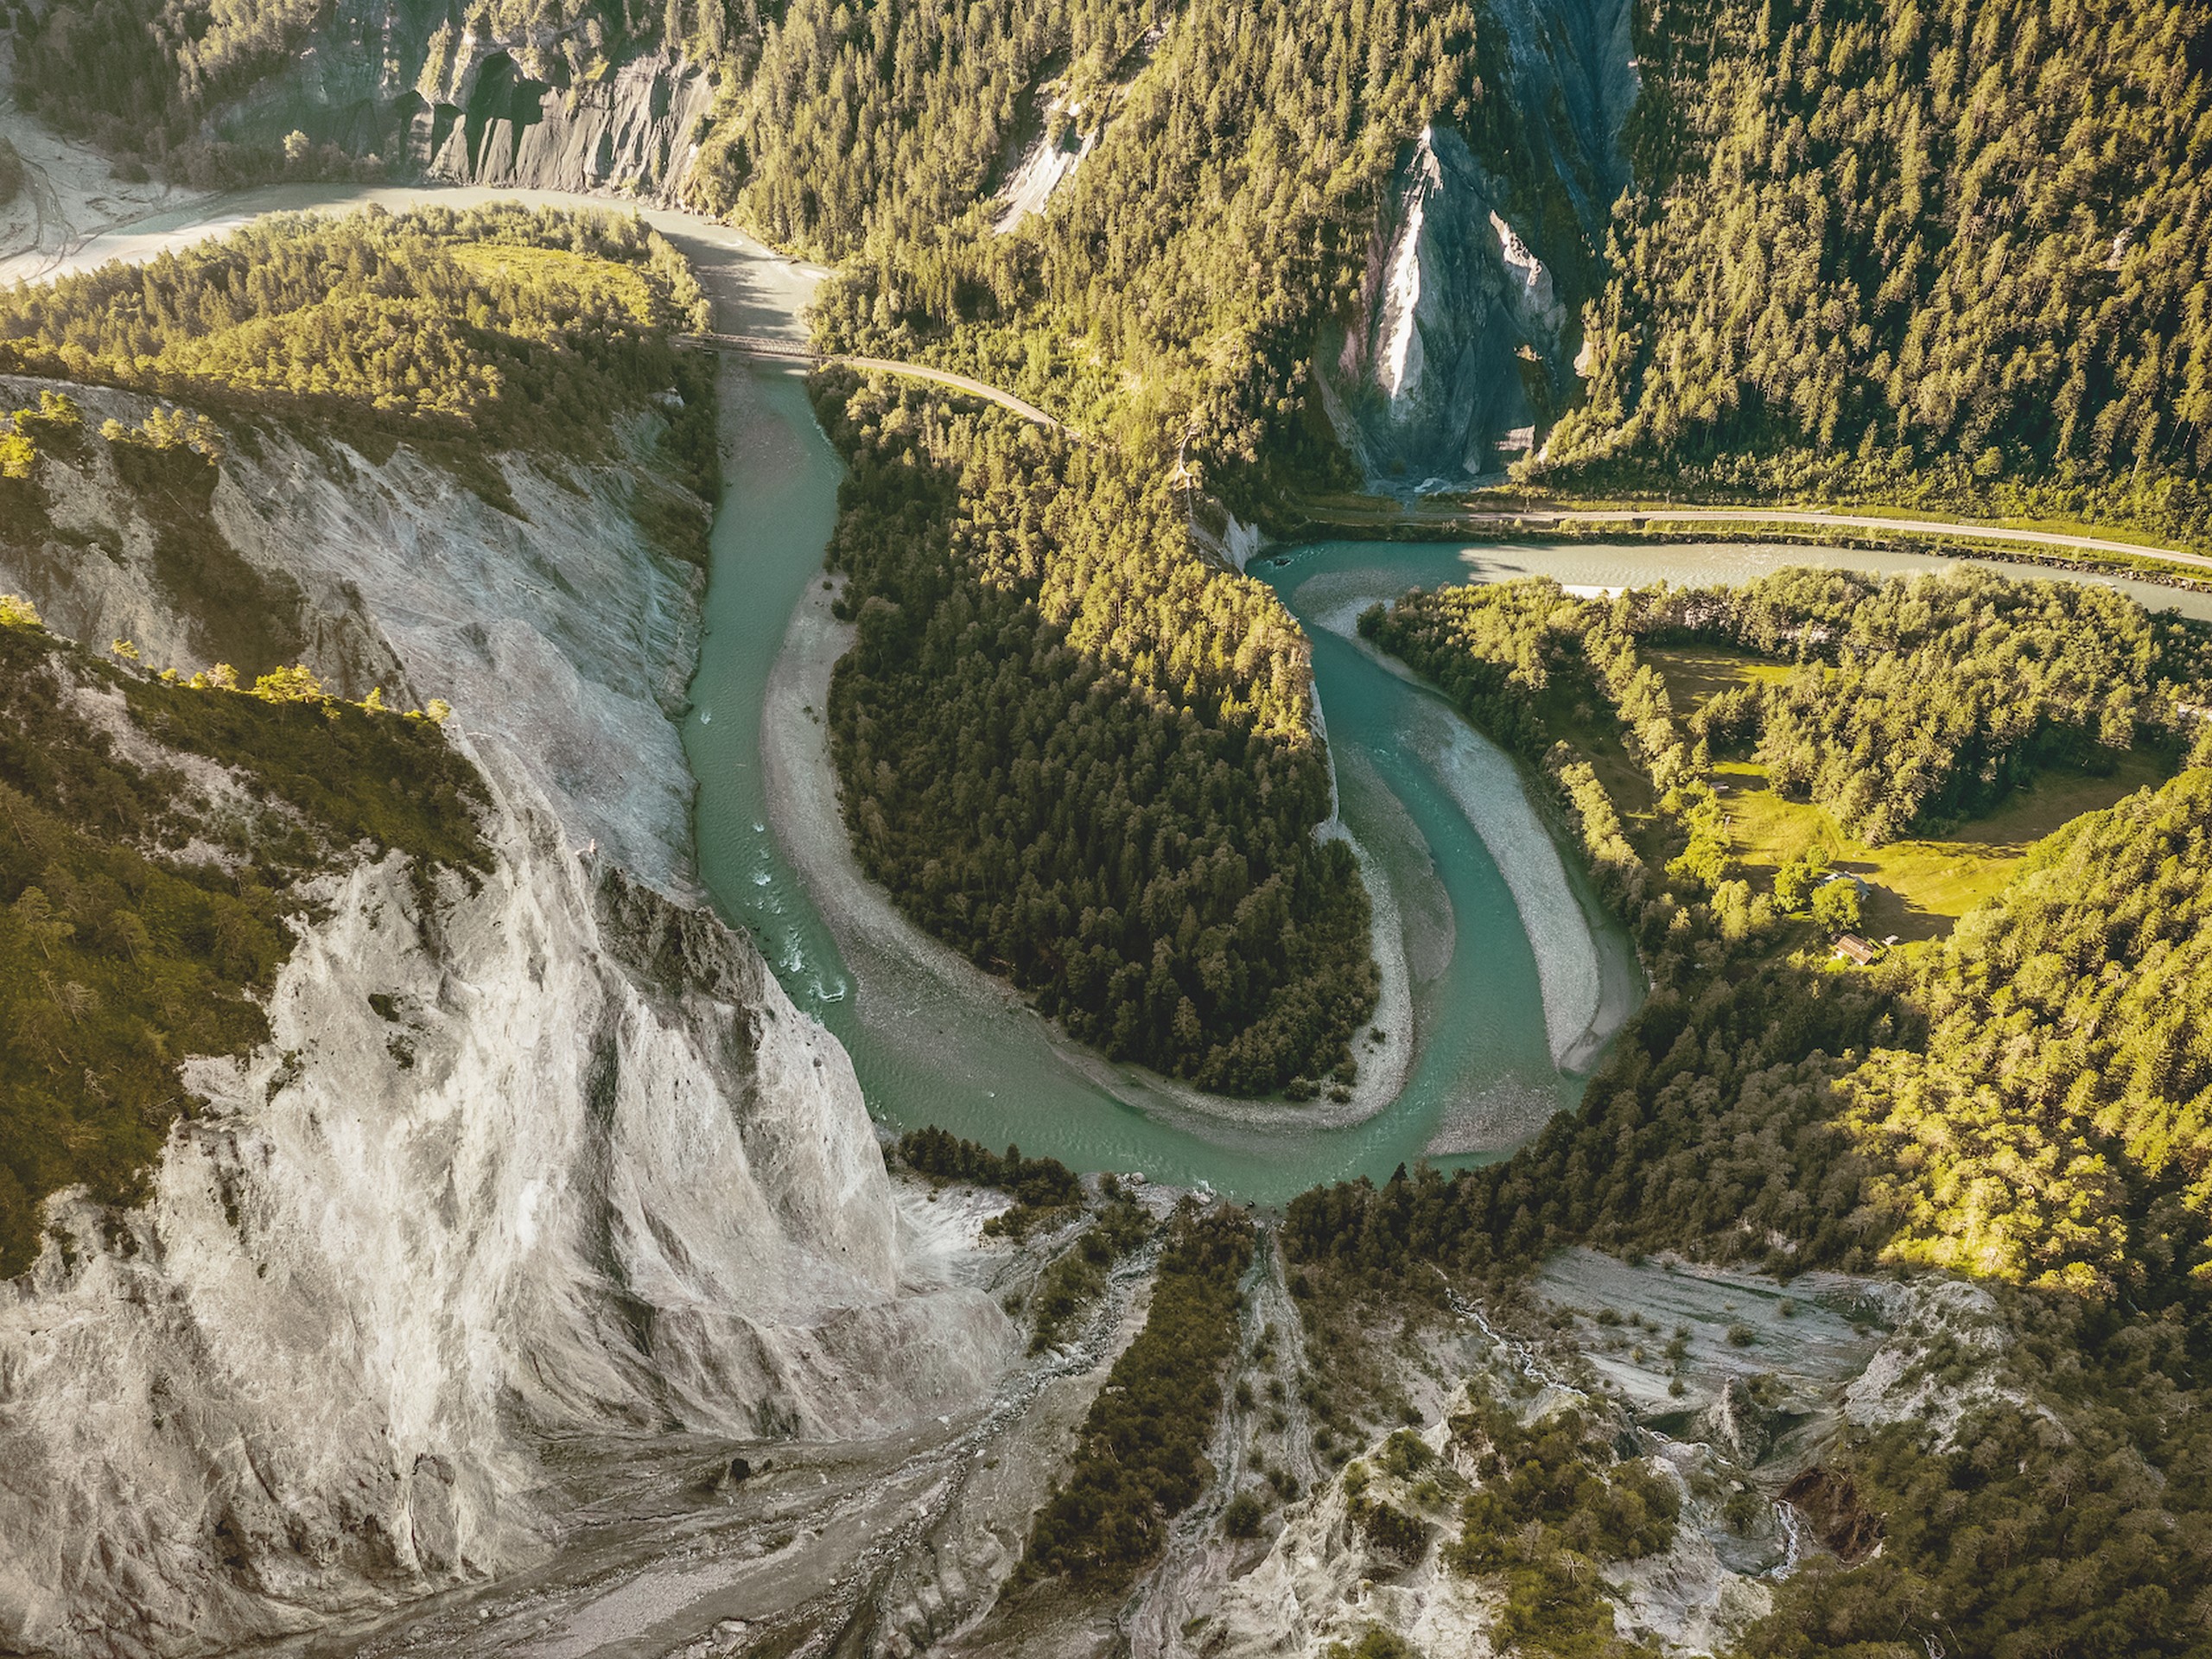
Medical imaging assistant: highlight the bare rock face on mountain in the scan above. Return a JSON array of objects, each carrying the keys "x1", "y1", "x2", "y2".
[
  {"x1": 1322, "y1": 125, "x2": 1570, "y2": 490},
  {"x1": 214, "y1": 0, "x2": 712, "y2": 197},
  {"x1": 1321, "y1": 0, "x2": 1637, "y2": 490},
  {"x1": 0, "y1": 383, "x2": 1019, "y2": 1657},
  {"x1": 0, "y1": 377, "x2": 708, "y2": 891},
  {"x1": 0, "y1": 754, "x2": 1011, "y2": 1656},
  {"x1": 410, "y1": 44, "x2": 712, "y2": 193}
]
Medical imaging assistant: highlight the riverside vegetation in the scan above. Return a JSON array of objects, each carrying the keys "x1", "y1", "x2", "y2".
[
  {"x1": 817, "y1": 372, "x2": 1375, "y2": 1092},
  {"x1": 1287, "y1": 563, "x2": 2212, "y2": 1656},
  {"x1": 1017, "y1": 1198, "x2": 1255, "y2": 1586}
]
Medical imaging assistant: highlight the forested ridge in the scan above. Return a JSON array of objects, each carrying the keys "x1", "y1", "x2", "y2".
[
  {"x1": 1544, "y1": 0, "x2": 2212, "y2": 543},
  {"x1": 21, "y1": 0, "x2": 2212, "y2": 537},
  {"x1": 0, "y1": 203, "x2": 713, "y2": 452},
  {"x1": 817, "y1": 372, "x2": 1375, "y2": 1091},
  {"x1": 802, "y1": 0, "x2": 1517, "y2": 515}
]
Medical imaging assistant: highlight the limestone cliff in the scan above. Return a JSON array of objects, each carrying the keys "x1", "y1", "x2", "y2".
[
  {"x1": 0, "y1": 747, "x2": 1011, "y2": 1656},
  {"x1": 0, "y1": 376, "x2": 708, "y2": 891},
  {"x1": 1321, "y1": 0, "x2": 1638, "y2": 490},
  {"x1": 0, "y1": 382, "x2": 1017, "y2": 1656},
  {"x1": 1322, "y1": 124, "x2": 1571, "y2": 490}
]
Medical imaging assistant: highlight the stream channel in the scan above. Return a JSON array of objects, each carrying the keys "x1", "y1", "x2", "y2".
[{"x1": 36, "y1": 185, "x2": 2212, "y2": 1203}]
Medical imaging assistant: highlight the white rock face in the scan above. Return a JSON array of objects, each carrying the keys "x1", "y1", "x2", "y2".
[
  {"x1": 0, "y1": 747, "x2": 1014, "y2": 1659},
  {"x1": 416, "y1": 48, "x2": 713, "y2": 195},
  {"x1": 0, "y1": 379, "x2": 1017, "y2": 1656},
  {"x1": 0, "y1": 376, "x2": 706, "y2": 893},
  {"x1": 1325, "y1": 125, "x2": 1571, "y2": 490},
  {"x1": 1324, "y1": 0, "x2": 1637, "y2": 492},
  {"x1": 1372, "y1": 153, "x2": 1435, "y2": 407}
]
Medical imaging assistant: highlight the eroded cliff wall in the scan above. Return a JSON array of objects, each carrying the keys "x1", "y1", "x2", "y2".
[
  {"x1": 0, "y1": 747, "x2": 1009, "y2": 1656},
  {"x1": 0, "y1": 385, "x2": 1017, "y2": 1657},
  {"x1": 1322, "y1": 0, "x2": 1638, "y2": 490},
  {"x1": 0, "y1": 376, "x2": 706, "y2": 891},
  {"x1": 213, "y1": 0, "x2": 711, "y2": 197}
]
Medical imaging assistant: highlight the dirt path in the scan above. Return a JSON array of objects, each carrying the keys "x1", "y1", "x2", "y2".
[
  {"x1": 832, "y1": 356, "x2": 1064, "y2": 431},
  {"x1": 686, "y1": 336, "x2": 1066, "y2": 432}
]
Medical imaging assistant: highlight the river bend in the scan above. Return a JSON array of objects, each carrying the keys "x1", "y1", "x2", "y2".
[{"x1": 28, "y1": 186, "x2": 2212, "y2": 1200}]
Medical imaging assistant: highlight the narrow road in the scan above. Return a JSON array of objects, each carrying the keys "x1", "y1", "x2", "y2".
[
  {"x1": 835, "y1": 355, "x2": 1063, "y2": 431},
  {"x1": 1431, "y1": 505, "x2": 2212, "y2": 575},
  {"x1": 680, "y1": 334, "x2": 1065, "y2": 432}
]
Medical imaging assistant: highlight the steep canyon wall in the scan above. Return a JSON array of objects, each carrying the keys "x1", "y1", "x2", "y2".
[
  {"x1": 1322, "y1": 0, "x2": 1638, "y2": 489},
  {"x1": 0, "y1": 384, "x2": 1016, "y2": 1656}
]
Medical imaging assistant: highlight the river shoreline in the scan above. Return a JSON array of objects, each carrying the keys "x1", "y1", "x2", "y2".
[
  {"x1": 1288, "y1": 570, "x2": 1644, "y2": 1074},
  {"x1": 759, "y1": 572, "x2": 1421, "y2": 1137}
]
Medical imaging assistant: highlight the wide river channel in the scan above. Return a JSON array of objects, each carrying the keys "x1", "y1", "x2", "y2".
[{"x1": 34, "y1": 184, "x2": 2212, "y2": 1201}]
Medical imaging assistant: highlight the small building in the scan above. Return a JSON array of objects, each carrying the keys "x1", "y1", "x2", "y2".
[{"x1": 1833, "y1": 933, "x2": 1883, "y2": 966}]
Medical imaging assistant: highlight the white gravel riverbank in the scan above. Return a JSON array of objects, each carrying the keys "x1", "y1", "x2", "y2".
[{"x1": 758, "y1": 574, "x2": 1418, "y2": 1135}]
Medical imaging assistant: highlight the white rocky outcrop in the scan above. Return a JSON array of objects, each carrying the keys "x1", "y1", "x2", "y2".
[
  {"x1": 1325, "y1": 125, "x2": 1570, "y2": 490},
  {"x1": 195, "y1": 0, "x2": 712, "y2": 198},
  {"x1": 413, "y1": 48, "x2": 712, "y2": 194},
  {"x1": 0, "y1": 746, "x2": 1013, "y2": 1656},
  {"x1": 1323, "y1": 0, "x2": 1638, "y2": 492},
  {"x1": 0, "y1": 376, "x2": 707, "y2": 893}
]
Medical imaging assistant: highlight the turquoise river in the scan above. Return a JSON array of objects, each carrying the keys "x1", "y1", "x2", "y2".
[{"x1": 35, "y1": 188, "x2": 2212, "y2": 1202}]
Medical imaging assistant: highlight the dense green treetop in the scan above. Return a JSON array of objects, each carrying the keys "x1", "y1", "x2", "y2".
[
  {"x1": 0, "y1": 203, "x2": 710, "y2": 446},
  {"x1": 816, "y1": 372, "x2": 1375, "y2": 1092},
  {"x1": 1847, "y1": 767, "x2": 2212, "y2": 1297},
  {"x1": 1543, "y1": 0, "x2": 2212, "y2": 538},
  {"x1": 692, "y1": 0, "x2": 1157, "y2": 257},
  {"x1": 1369, "y1": 565, "x2": 2212, "y2": 844}
]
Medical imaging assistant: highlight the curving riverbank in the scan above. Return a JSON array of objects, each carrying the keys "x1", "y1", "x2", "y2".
[
  {"x1": 38, "y1": 182, "x2": 2212, "y2": 1205},
  {"x1": 760, "y1": 572, "x2": 1418, "y2": 1137}
]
